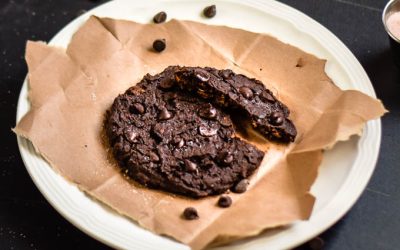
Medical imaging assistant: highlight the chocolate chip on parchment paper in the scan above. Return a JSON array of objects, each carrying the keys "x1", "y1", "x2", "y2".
[
  {"x1": 153, "y1": 39, "x2": 166, "y2": 52},
  {"x1": 153, "y1": 11, "x2": 167, "y2": 23},
  {"x1": 217, "y1": 195, "x2": 232, "y2": 208},
  {"x1": 231, "y1": 179, "x2": 249, "y2": 193},
  {"x1": 183, "y1": 207, "x2": 199, "y2": 220}
]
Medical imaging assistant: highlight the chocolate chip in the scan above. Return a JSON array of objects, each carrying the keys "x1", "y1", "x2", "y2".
[
  {"x1": 221, "y1": 69, "x2": 232, "y2": 79},
  {"x1": 308, "y1": 237, "x2": 324, "y2": 250},
  {"x1": 219, "y1": 116, "x2": 232, "y2": 127},
  {"x1": 125, "y1": 128, "x2": 137, "y2": 142},
  {"x1": 153, "y1": 39, "x2": 166, "y2": 52},
  {"x1": 153, "y1": 11, "x2": 167, "y2": 23},
  {"x1": 217, "y1": 195, "x2": 232, "y2": 208},
  {"x1": 159, "y1": 77, "x2": 174, "y2": 89},
  {"x1": 199, "y1": 125, "x2": 218, "y2": 137},
  {"x1": 199, "y1": 104, "x2": 217, "y2": 119},
  {"x1": 184, "y1": 159, "x2": 197, "y2": 172},
  {"x1": 159, "y1": 107, "x2": 172, "y2": 120},
  {"x1": 239, "y1": 86, "x2": 253, "y2": 99},
  {"x1": 223, "y1": 154, "x2": 233, "y2": 164},
  {"x1": 270, "y1": 112, "x2": 283, "y2": 125},
  {"x1": 183, "y1": 207, "x2": 199, "y2": 220},
  {"x1": 194, "y1": 70, "x2": 210, "y2": 82},
  {"x1": 174, "y1": 138, "x2": 185, "y2": 148},
  {"x1": 260, "y1": 91, "x2": 275, "y2": 103},
  {"x1": 203, "y1": 5, "x2": 216, "y2": 18},
  {"x1": 149, "y1": 152, "x2": 160, "y2": 162},
  {"x1": 232, "y1": 179, "x2": 249, "y2": 193},
  {"x1": 130, "y1": 103, "x2": 145, "y2": 114}
]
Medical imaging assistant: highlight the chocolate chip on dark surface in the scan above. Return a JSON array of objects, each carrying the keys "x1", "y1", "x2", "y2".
[
  {"x1": 184, "y1": 159, "x2": 198, "y2": 172},
  {"x1": 232, "y1": 179, "x2": 249, "y2": 193},
  {"x1": 219, "y1": 116, "x2": 232, "y2": 127},
  {"x1": 159, "y1": 77, "x2": 174, "y2": 89},
  {"x1": 159, "y1": 107, "x2": 172, "y2": 120},
  {"x1": 260, "y1": 91, "x2": 275, "y2": 103},
  {"x1": 221, "y1": 69, "x2": 232, "y2": 79},
  {"x1": 199, "y1": 104, "x2": 217, "y2": 119},
  {"x1": 194, "y1": 70, "x2": 210, "y2": 82},
  {"x1": 223, "y1": 154, "x2": 234, "y2": 164},
  {"x1": 199, "y1": 125, "x2": 218, "y2": 136},
  {"x1": 217, "y1": 195, "x2": 232, "y2": 208},
  {"x1": 183, "y1": 207, "x2": 199, "y2": 220},
  {"x1": 131, "y1": 103, "x2": 145, "y2": 114},
  {"x1": 203, "y1": 5, "x2": 216, "y2": 18},
  {"x1": 270, "y1": 112, "x2": 283, "y2": 125},
  {"x1": 149, "y1": 152, "x2": 160, "y2": 162},
  {"x1": 153, "y1": 11, "x2": 167, "y2": 23},
  {"x1": 153, "y1": 39, "x2": 166, "y2": 52},
  {"x1": 174, "y1": 138, "x2": 185, "y2": 148},
  {"x1": 308, "y1": 237, "x2": 325, "y2": 250},
  {"x1": 239, "y1": 86, "x2": 253, "y2": 99}
]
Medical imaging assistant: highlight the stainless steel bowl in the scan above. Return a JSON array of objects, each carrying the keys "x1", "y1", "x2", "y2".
[{"x1": 383, "y1": 0, "x2": 400, "y2": 67}]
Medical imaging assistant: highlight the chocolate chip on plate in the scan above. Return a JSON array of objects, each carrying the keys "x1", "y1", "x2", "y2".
[
  {"x1": 232, "y1": 179, "x2": 249, "y2": 193},
  {"x1": 183, "y1": 207, "x2": 199, "y2": 220},
  {"x1": 217, "y1": 195, "x2": 232, "y2": 208},
  {"x1": 239, "y1": 86, "x2": 253, "y2": 99},
  {"x1": 153, "y1": 39, "x2": 166, "y2": 52},
  {"x1": 153, "y1": 11, "x2": 167, "y2": 23},
  {"x1": 203, "y1": 5, "x2": 217, "y2": 18},
  {"x1": 308, "y1": 237, "x2": 325, "y2": 250}
]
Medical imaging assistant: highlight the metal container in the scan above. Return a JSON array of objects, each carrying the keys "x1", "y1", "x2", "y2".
[{"x1": 383, "y1": 0, "x2": 400, "y2": 67}]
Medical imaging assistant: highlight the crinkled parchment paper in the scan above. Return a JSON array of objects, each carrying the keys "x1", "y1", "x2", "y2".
[{"x1": 14, "y1": 16, "x2": 386, "y2": 249}]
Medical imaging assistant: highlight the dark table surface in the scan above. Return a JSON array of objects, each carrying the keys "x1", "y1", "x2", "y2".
[{"x1": 1, "y1": 0, "x2": 399, "y2": 249}]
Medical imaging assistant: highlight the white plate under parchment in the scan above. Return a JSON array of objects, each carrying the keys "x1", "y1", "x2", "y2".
[{"x1": 16, "y1": 0, "x2": 381, "y2": 249}]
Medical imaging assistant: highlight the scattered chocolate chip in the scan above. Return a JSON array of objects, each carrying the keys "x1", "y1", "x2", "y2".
[
  {"x1": 260, "y1": 91, "x2": 275, "y2": 103},
  {"x1": 223, "y1": 154, "x2": 234, "y2": 164},
  {"x1": 203, "y1": 5, "x2": 216, "y2": 18},
  {"x1": 149, "y1": 152, "x2": 160, "y2": 162},
  {"x1": 308, "y1": 237, "x2": 324, "y2": 250},
  {"x1": 153, "y1": 11, "x2": 167, "y2": 23},
  {"x1": 130, "y1": 103, "x2": 145, "y2": 114},
  {"x1": 219, "y1": 116, "x2": 232, "y2": 127},
  {"x1": 183, "y1": 207, "x2": 199, "y2": 220},
  {"x1": 232, "y1": 179, "x2": 249, "y2": 193},
  {"x1": 194, "y1": 70, "x2": 210, "y2": 82},
  {"x1": 199, "y1": 104, "x2": 217, "y2": 119},
  {"x1": 153, "y1": 39, "x2": 166, "y2": 52},
  {"x1": 184, "y1": 159, "x2": 197, "y2": 172},
  {"x1": 199, "y1": 125, "x2": 218, "y2": 136},
  {"x1": 270, "y1": 112, "x2": 283, "y2": 125},
  {"x1": 159, "y1": 107, "x2": 172, "y2": 120},
  {"x1": 239, "y1": 86, "x2": 253, "y2": 99},
  {"x1": 217, "y1": 195, "x2": 232, "y2": 208}
]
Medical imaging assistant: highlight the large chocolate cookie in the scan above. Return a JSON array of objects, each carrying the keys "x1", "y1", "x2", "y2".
[
  {"x1": 173, "y1": 66, "x2": 297, "y2": 142},
  {"x1": 105, "y1": 67, "x2": 264, "y2": 198}
]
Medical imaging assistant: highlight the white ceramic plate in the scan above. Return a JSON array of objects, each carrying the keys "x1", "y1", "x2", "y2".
[{"x1": 16, "y1": 0, "x2": 381, "y2": 249}]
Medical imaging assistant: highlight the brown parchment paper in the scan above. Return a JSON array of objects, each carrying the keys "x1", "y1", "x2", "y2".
[{"x1": 14, "y1": 16, "x2": 386, "y2": 249}]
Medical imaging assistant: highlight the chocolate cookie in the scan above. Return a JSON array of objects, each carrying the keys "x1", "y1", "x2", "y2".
[
  {"x1": 173, "y1": 66, "x2": 297, "y2": 142},
  {"x1": 105, "y1": 67, "x2": 264, "y2": 198}
]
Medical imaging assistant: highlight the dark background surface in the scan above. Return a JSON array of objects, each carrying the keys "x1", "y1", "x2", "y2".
[{"x1": 0, "y1": 0, "x2": 398, "y2": 249}]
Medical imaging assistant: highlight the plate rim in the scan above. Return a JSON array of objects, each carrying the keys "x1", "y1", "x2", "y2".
[{"x1": 16, "y1": 0, "x2": 382, "y2": 249}]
